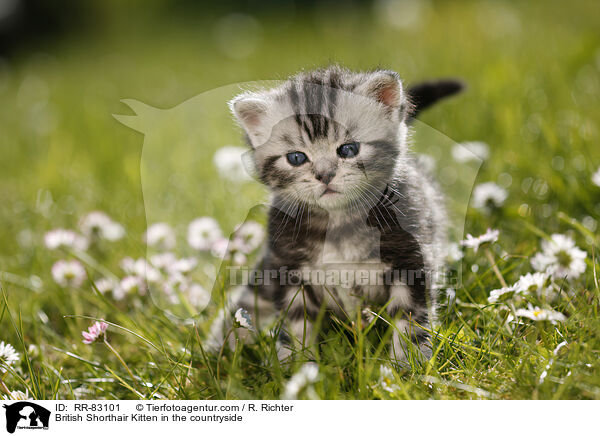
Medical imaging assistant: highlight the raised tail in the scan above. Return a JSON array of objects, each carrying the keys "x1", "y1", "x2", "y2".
[{"x1": 407, "y1": 79, "x2": 465, "y2": 121}]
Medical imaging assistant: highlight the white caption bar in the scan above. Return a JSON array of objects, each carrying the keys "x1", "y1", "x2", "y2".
[{"x1": 0, "y1": 400, "x2": 593, "y2": 435}]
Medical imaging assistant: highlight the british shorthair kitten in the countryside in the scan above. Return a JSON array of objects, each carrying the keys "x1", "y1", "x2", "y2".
[{"x1": 214, "y1": 66, "x2": 462, "y2": 364}]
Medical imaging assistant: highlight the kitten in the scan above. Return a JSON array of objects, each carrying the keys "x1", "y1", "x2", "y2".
[{"x1": 215, "y1": 66, "x2": 461, "y2": 364}]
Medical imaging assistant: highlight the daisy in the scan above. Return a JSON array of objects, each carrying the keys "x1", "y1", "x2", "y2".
[
  {"x1": 188, "y1": 217, "x2": 223, "y2": 251},
  {"x1": 446, "y1": 242, "x2": 463, "y2": 262},
  {"x1": 82, "y1": 321, "x2": 108, "y2": 344},
  {"x1": 161, "y1": 275, "x2": 186, "y2": 304},
  {"x1": 51, "y1": 260, "x2": 86, "y2": 287},
  {"x1": 592, "y1": 167, "x2": 600, "y2": 187},
  {"x1": 210, "y1": 237, "x2": 229, "y2": 259},
  {"x1": 232, "y1": 251, "x2": 247, "y2": 265},
  {"x1": 515, "y1": 305, "x2": 566, "y2": 324},
  {"x1": 0, "y1": 341, "x2": 20, "y2": 373},
  {"x1": 185, "y1": 283, "x2": 210, "y2": 308},
  {"x1": 451, "y1": 141, "x2": 490, "y2": 163},
  {"x1": 234, "y1": 308, "x2": 254, "y2": 330},
  {"x1": 514, "y1": 272, "x2": 554, "y2": 299},
  {"x1": 461, "y1": 228, "x2": 499, "y2": 252},
  {"x1": 377, "y1": 365, "x2": 399, "y2": 393},
  {"x1": 118, "y1": 275, "x2": 146, "y2": 298},
  {"x1": 44, "y1": 229, "x2": 89, "y2": 251},
  {"x1": 93, "y1": 277, "x2": 117, "y2": 294},
  {"x1": 282, "y1": 362, "x2": 319, "y2": 400},
  {"x1": 1, "y1": 390, "x2": 31, "y2": 400},
  {"x1": 119, "y1": 257, "x2": 161, "y2": 282},
  {"x1": 79, "y1": 211, "x2": 125, "y2": 241},
  {"x1": 472, "y1": 182, "x2": 508, "y2": 211},
  {"x1": 149, "y1": 252, "x2": 177, "y2": 271},
  {"x1": 231, "y1": 221, "x2": 265, "y2": 253},
  {"x1": 531, "y1": 234, "x2": 587, "y2": 281},
  {"x1": 144, "y1": 223, "x2": 176, "y2": 251},
  {"x1": 213, "y1": 145, "x2": 252, "y2": 182},
  {"x1": 487, "y1": 285, "x2": 518, "y2": 304},
  {"x1": 167, "y1": 257, "x2": 198, "y2": 275}
]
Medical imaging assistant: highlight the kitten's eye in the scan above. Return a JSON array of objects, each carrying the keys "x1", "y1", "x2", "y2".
[
  {"x1": 286, "y1": 151, "x2": 308, "y2": 166},
  {"x1": 337, "y1": 142, "x2": 360, "y2": 158}
]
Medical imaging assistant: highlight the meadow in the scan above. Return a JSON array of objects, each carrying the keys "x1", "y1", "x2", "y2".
[{"x1": 1, "y1": 0, "x2": 599, "y2": 399}]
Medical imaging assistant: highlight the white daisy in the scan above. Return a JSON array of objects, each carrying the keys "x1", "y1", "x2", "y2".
[
  {"x1": 472, "y1": 182, "x2": 508, "y2": 211},
  {"x1": 144, "y1": 223, "x2": 176, "y2": 250},
  {"x1": 1, "y1": 389, "x2": 31, "y2": 400},
  {"x1": 118, "y1": 275, "x2": 146, "y2": 298},
  {"x1": 232, "y1": 251, "x2": 247, "y2": 265},
  {"x1": 592, "y1": 167, "x2": 600, "y2": 187},
  {"x1": 119, "y1": 257, "x2": 161, "y2": 282},
  {"x1": 0, "y1": 341, "x2": 20, "y2": 373},
  {"x1": 213, "y1": 145, "x2": 252, "y2": 182},
  {"x1": 234, "y1": 308, "x2": 254, "y2": 330},
  {"x1": 210, "y1": 237, "x2": 229, "y2": 259},
  {"x1": 51, "y1": 260, "x2": 86, "y2": 287},
  {"x1": 185, "y1": 283, "x2": 210, "y2": 308},
  {"x1": 149, "y1": 252, "x2": 177, "y2": 271},
  {"x1": 451, "y1": 141, "x2": 490, "y2": 163},
  {"x1": 461, "y1": 228, "x2": 499, "y2": 252},
  {"x1": 515, "y1": 305, "x2": 566, "y2": 324},
  {"x1": 231, "y1": 221, "x2": 265, "y2": 253},
  {"x1": 378, "y1": 365, "x2": 400, "y2": 393},
  {"x1": 79, "y1": 211, "x2": 125, "y2": 241},
  {"x1": 487, "y1": 285, "x2": 518, "y2": 304},
  {"x1": 531, "y1": 234, "x2": 587, "y2": 281},
  {"x1": 167, "y1": 257, "x2": 198, "y2": 275},
  {"x1": 93, "y1": 277, "x2": 117, "y2": 294},
  {"x1": 446, "y1": 242, "x2": 463, "y2": 262},
  {"x1": 514, "y1": 272, "x2": 553, "y2": 298},
  {"x1": 44, "y1": 229, "x2": 89, "y2": 251},
  {"x1": 161, "y1": 275, "x2": 186, "y2": 304},
  {"x1": 188, "y1": 217, "x2": 223, "y2": 251},
  {"x1": 282, "y1": 362, "x2": 319, "y2": 400}
]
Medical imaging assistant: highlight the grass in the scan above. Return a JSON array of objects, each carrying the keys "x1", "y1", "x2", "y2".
[{"x1": 1, "y1": 0, "x2": 599, "y2": 399}]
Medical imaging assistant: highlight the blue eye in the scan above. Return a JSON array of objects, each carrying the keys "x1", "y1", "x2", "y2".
[
  {"x1": 286, "y1": 151, "x2": 308, "y2": 166},
  {"x1": 337, "y1": 142, "x2": 360, "y2": 158}
]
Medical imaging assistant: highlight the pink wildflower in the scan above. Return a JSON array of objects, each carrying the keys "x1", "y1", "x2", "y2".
[{"x1": 82, "y1": 321, "x2": 108, "y2": 344}]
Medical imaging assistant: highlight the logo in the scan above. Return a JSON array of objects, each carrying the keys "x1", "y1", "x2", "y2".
[{"x1": 2, "y1": 402, "x2": 50, "y2": 434}]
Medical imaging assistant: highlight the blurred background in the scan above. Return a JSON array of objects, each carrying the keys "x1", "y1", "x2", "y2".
[
  {"x1": 0, "y1": 0, "x2": 599, "y2": 400},
  {"x1": 0, "y1": 0, "x2": 598, "y2": 284}
]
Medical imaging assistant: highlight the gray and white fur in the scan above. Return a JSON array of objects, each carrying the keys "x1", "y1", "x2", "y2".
[{"x1": 211, "y1": 66, "x2": 461, "y2": 364}]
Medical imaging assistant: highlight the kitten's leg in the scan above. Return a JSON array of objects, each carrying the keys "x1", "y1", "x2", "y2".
[
  {"x1": 387, "y1": 283, "x2": 432, "y2": 366},
  {"x1": 276, "y1": 285, "x2": 318, "y2": 361},
  {"x1": 205, "y1": 284, "x2": 278, "y2": 352}
]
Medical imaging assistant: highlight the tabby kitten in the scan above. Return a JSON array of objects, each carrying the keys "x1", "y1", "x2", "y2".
[{"x1": 221, "y1": 66, "x2": 460, "y2": 363}]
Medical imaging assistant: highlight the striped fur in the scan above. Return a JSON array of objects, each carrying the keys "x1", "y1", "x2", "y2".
[{"x1": 221, "y1": 66, "x2": 451, "y2": 364}]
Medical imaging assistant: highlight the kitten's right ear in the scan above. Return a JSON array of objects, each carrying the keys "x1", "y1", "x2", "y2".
[{"x1": 230, "y1": 94, "x2": 269, "y2": 147}]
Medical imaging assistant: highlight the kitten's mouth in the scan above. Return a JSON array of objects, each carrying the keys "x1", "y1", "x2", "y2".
[{"x1": 320, "y1": 187, "x2": 339, "y2": 197}]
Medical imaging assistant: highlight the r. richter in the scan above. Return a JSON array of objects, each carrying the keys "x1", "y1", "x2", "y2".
[{"x1": 261, "y1": 404, "x2": 294, "y2": 412}]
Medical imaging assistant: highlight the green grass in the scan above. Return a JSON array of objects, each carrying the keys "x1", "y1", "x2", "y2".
[{"x1": 1, "y1": 0, "x2": 599, "y2": 399}]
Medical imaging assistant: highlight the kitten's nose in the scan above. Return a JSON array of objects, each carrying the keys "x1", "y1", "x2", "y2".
[{"x1": 315, "y1": 171, "x2": 335, "y2": 185}]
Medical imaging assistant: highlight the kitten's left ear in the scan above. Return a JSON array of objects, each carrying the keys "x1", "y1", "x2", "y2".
[{"x1": 357, "y1": 71, "x2": 404, "y2": 110}]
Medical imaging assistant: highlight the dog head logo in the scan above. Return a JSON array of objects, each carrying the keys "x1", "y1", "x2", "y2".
[{"x1": 2, "y1": 402, "x2": 50, "y2": 433}]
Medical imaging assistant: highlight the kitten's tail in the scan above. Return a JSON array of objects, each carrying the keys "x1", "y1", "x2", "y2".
[{"x1": 407, "y1": 79, "x2": 465, "y2": 121}]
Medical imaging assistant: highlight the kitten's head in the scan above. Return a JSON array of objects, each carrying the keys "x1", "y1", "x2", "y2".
[{"x1": 230, "y1": 66, "x2": 410, "y2": 211}]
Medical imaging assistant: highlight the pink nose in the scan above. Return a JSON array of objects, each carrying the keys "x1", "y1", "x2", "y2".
[{"x1": 315, "y1": 171, "x2": 335, "y2": 185}]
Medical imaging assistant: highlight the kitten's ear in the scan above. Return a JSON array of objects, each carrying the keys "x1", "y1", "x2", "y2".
[
  {"x1": 230, "y1": 94, "x2": 269, "y2": 146},
  {"x1": 357, "y1": 71, "x2": 404, "y2": 110}
]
